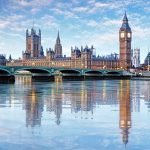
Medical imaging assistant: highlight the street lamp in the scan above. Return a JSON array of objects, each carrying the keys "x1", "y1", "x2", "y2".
[
  {"x1": 32, "y1": 62, "x2": 35, "y2": 66},
  {"x1": 82, "y1": 63, "x2": 84, "y2": 68}
]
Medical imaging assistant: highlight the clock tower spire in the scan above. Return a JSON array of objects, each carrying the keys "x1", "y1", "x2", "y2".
[{"x1": 119, "y1": 12, "x2": 132, "y2": 70}]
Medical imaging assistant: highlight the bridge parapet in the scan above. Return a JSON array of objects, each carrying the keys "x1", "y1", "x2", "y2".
[
  {"x1": 0, "y1": 66, "x2": 124, "y2": 75},
  {"x1": 0, "y1": 66, "x2": 128, "y2": 83}
]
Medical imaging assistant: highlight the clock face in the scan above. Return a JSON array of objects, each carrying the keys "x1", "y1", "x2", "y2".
[
  {"x1": 120, "y1": 32, "x2": 124, "y2": 38},
  {"x1": 127, "y1": 32, "x2": 131, "y2": 38}
]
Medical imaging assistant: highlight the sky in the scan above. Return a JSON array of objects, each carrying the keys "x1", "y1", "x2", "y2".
[{"x1": 0, "y1": 0, "x2": 150, "y2": 63}]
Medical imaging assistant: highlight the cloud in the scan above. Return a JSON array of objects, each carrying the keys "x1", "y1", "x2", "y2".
[
  {"x1": 0, "y1": 14, "x2": 25, "y2": 31},
  {"x1": 94, "y1": 2, "x2": 110, "y2": 8},
  {"x1": 102, "y1": 19, "x2": 121, "y2": 27},
  {"x1": 30, "y1": 8, "x2": 40, "y2": 14},
  {"x1": 0, "y1": 20, "x2": 9, "y2": 29},
  {"x1": 40, "y1": 15, "x2": 59, "y2": 28},
  {"x1": 0, "y1": 41, "x2": 5, "y2": 49},
  {"x1": 87, "y1": 1, "x2": 122, "y2": 14},
  {"x1": 73, "y1": 6, "x2": 89, "y2": 13},
  {"x1": 88, "y1": 0, "x2": 96, "y2": 4},
  {"x1": 12, "y1": 0, "x2": 53, "y2": 8},
  {"x1": 51, "y1": 8, "x2": 79, "y2": 19},
  {"x1": 0, "y1": 30, "x2": 24, "y2": 39},
  {"x1": 8, "y1": 0, "x2": 53, "y2": 15},
  {"x1": 133, "y1": 26, "x2": 150, "y2": 38},
  {"x1": 51, "y1": 2, "x2": 79, "y2": 19},
  {"x1": 86, "y1": 20, "x2": 99, "y2": 27}
]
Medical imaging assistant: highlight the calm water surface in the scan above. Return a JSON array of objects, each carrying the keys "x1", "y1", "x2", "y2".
[{"x1": 0, "y1": 79, "x2": 150, "y2": 150}]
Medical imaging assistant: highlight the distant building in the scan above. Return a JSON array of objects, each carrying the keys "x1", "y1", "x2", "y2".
[
  {"x1": 0, "y1": 54, "x2": 6, "y2": 66},
  {"x1": 7, "y1": 13, "x2": 132, "y2": 70},
  {"x1": 143, "y1": 52, "x2": 150, "y2": 70},
  {"x1": 132, "y1": 48, "x2": 140, "y2": 68},
  {"x1": 144, "y1": 52, "x2": 150, "y2": 65}
]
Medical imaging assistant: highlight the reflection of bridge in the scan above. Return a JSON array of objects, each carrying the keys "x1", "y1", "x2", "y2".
[{"x1": 0, "y1": 66, "x2": 129, "y2": 83}]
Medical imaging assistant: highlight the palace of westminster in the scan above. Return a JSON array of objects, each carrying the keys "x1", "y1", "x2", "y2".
[{"x1": 1, "y1": 13, "x2": 140, "y2": 70}]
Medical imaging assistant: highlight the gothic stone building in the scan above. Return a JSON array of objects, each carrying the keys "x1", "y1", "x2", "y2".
[{"x1": 7, "y1": 13, "x2": 132, "y2": 70}]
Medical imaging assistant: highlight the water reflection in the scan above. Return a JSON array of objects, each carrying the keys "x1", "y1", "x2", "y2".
[
  {"x1": 119, "y1": 80, "x2": 131, "y2": 146},
  {"x1": 21, "y1": 79, "x2": 132, "y2": 146},
  {"x1": 19, "y1": 79, "x2": 121, "y2": 127},
  {"x1": 23, "y1": 87, "x2": 44, "y2": 127},
  {"x1": 1, "y1": 78, "x2": 150, "y2": 149}
]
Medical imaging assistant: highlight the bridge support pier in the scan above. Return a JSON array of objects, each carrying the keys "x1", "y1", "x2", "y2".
[
  {"x1": 0, "y1": 75, "x2": 15, "y2": 83},
  {"x1": 32, "y1": 75, "x2": 54, "y2": 82}
]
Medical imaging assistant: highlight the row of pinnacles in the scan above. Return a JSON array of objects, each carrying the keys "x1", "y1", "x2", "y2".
[{"x1": 71, "y1": 45, "x2": 94, "y2": 69}]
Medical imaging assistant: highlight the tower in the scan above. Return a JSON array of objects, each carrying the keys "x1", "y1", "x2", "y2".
[
  {"x1": 132, "y1": 48, "x2": 140, "y2": 68},
  {"x1": 46, "y1": 48, "x2": 55, "y2": 60},
  {"x1": 38, "y1": 29, "x2": 41, "y2": 56},
  {"x1": 54, "y1": 31, "x2": 62, "y2": 58},
  {"x1": 119, "y1": 12, "x2": 132, "y2": 70},
  {"x1": 26, "y1": 28, "x2": 41, "y2": 58},
  {"x1": 81, "y1": 46, "x2": 92, "y2": 69},
  {"x1": 71, "y1": 46, "x2": 81, "y2": 68}
]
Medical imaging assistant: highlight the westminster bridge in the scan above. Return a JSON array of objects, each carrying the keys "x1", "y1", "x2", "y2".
[{"x1": 0, "y1": 66, "x2": 130, "y2": 83}]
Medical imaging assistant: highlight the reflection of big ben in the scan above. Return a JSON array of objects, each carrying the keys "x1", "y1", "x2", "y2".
[{"x1": 119, "y1": 80, "x2": 131, "y2": 145}]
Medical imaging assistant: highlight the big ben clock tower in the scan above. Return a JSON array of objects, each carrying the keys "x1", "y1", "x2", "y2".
[{"x1": 119, "y1": 12, "x2": 132, "y2": 70}]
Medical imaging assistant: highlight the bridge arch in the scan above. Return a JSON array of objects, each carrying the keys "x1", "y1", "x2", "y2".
[
  {"x1": 106, "y1": 71, "x2": 121, "y2": 75},
  {"x1": 55, "y1": 69, "x2": 81, "y2": 75},
  {"x1": 15, "y1": 68, "x2": 51, "y2": 74},
  {"x1": 0, "y1": 69, "x2": 10, "y2": 75},
  {"x1": 84, "y1": 70, "x2": 103, "y2": 75}
]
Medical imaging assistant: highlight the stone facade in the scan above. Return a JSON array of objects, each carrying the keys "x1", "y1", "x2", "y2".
[{"x1": 7, "y1": 13, "x2": 132, "y2": 70}]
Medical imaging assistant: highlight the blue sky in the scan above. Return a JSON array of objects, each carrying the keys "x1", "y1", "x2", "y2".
[{"x1": 0, "y1": 0, "x2": 150, "y2": 63}]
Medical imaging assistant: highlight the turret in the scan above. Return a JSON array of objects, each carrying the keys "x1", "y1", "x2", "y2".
[
  {"x1": 9, "y1": 54, "x2": 12, "y2": 61},
  {"x1": 31, "y1": 28, "x2": 36, "y2": 35},
  {"x1": 38, "y1": 29, "x2": 41, "y2": 56},
  {"x1": 39, "y1": 46, "x2": 44, "y2": 57},
  {"x1": 26, "y1": 29, "x2": 28, "y2": 37},
  {"x1": 26, "y1": 29, "x2": 29, "y2": 53},
  {"x1": 39, "y1": 29, "x2": 41, "y2": 37},
  {"x1": 56, "y1": 31, "x2": 60, "y2": 44}
]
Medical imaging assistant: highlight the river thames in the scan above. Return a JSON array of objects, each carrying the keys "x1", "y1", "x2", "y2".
[{"x1": 0, "y1": 79, "x2": 150, "y2": 150}]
